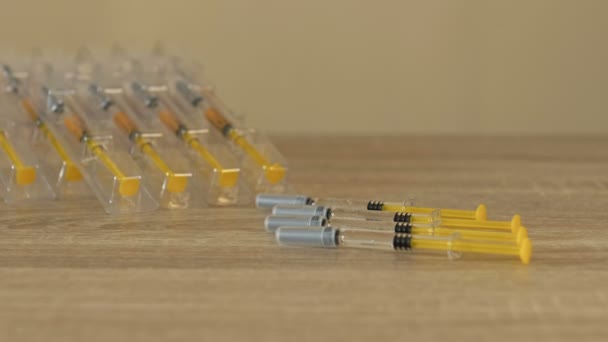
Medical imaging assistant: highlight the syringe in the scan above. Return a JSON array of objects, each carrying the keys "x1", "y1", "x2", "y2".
[
  {"x1": 130, "y1": 82, "x2": 240, "y2": 188},
  {"x1": 271, "y1": 204, "x2": 521, "y2": 234},
  {"x1": 256, "y1": 193, "x2": 487, "y2": 221},
  {"x1": 1, "y1": 64, "x2": 82, "y2": 182},
  {"x1": 175, "y1": 81, "x2": 286, "y2": 185},
  {"x1": 87, "y1": 84, "x2": 190, "y2": 194},
  {"x1": 61, "y1": 96, "x2": 140, "y2": 197},
  {"x1": 275, "y1": 226, "x2": 532, "y2": 264},
  {"x1": 265, "y1": 215, "x2": 528, "y2": 246}
]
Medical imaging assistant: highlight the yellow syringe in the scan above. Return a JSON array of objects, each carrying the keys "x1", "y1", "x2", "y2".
[
  {"x1": 112, "y1": 110, "x2": 189, "y2": 194},
  {"x1": 63, "y1": 112, "x2": 139, "y2": 197},
  {"x1": 158, "y1": 109, "x2": 239, "y2": 188},
  {"x1": 276, "y1": 226, "x2": 532, "y2": 264},
  {"x1": 128, "y1": 81, "x2": 239, "y2": 189},
  {"x1": 87, "y1": 83, "x2": 189, "y2": 194},
  {"x1": 173, "y1": 80, "x2": 285, "y2": 184},
  {"x1": 255, "y1": 194, "x2": 487, "y2": 221},
  {"x1": 204, "y1": 106, "x2": 286, "y2": 185},
  {"x1": 265, "y1": 214, "x2": 528, "y2": 246}
]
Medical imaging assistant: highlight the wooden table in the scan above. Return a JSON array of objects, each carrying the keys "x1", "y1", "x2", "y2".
[{"x1": 1, "y1": 136, "x2": 607, "y2": 341}]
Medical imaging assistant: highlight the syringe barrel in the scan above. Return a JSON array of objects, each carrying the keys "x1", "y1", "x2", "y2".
[
  {"x1": 330, "y1": 217, "x2": 410, "y2": 232},
  {"x1": 336, "y1": 229, "x2": 401, "y2": 251},
  {"x1": 276, "y1": 227, "x2": 441, "y2": 253},
  {"x1": 337, "y1": 229, "x2": 461, "y2": 258},
  {"x1": 320, "y1": 198, "x2": 414, "y2": 212},
  {"x1": 330, "y1": 212, "x2": 439, "y2": 229},
  {"x1": 256, "y1": 193, "x2": 313, "y2": 208}
]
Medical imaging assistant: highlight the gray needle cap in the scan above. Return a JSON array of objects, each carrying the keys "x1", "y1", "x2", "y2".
[
  {"x1": 264, "y1": 215, "x2": 326, "y2": 232},
  {"x1": 272, "y1": 205, "x2": 330, "y2": 219},
  {"x1": 275, "y1": 226, "x2": 337, "y2": 248},
  {"x1": 256, "y1": 194, "x2": 312, "y2": 208}
]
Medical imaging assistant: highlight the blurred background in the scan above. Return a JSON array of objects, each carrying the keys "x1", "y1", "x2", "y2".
[{"x1": 1, "y1": 0, "x2": 607, "y2": 134}]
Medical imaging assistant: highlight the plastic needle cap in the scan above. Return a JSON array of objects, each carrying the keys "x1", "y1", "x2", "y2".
[{"x1": 256, "y1": 194, "x2": 312, "y2": 208}]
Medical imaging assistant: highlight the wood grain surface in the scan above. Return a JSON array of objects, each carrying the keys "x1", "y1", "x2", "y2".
[{"x1": 1, "y1": 136, "x2": 607, "y2": 341}]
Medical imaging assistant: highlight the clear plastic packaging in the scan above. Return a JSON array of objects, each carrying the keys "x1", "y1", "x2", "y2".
[
  {"x1": 164, "y1": 58, "x2": 290, "y2": 193},
  {"x1": 73, "y1": 48, "x2": 251, "y2": 206},
  {"x1": 0, "y1": 118, "x2": 54, "y2": 202},
  {"x1": 121, "y1": 75, "x2": 245, "y2": 206},
  {"x1": 76, "y1": 82, "x2": 194, "y2": 209},
  {"x1": 26, "y1": 67, "x2": 157, "y2": 214},
  {"x1": 1, "y1": 63, "x2": 88, "y2": 198},
  {"x1": 3, "y1": 49, "x2": 294, "y2": 208}
]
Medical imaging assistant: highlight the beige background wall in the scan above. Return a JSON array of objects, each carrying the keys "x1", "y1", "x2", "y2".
[{"x1": 1, "y1": 0, "x2": 607, "y2": 134}]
